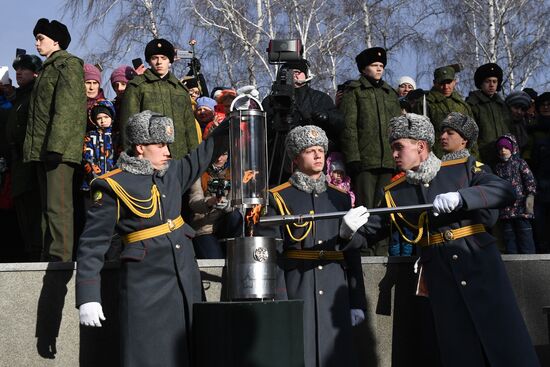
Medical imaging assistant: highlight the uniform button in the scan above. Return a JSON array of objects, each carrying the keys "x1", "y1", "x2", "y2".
[
  {"x1": 423, "y1": 183, "x2": 430, "y2": 187},
  {"x1": 318, "y1": 265, "x2": 323, "y2": 270},
  {"x1": 318, "y1": 290, "x2": 324, "y2": 295},
  {"x1": 452, "y1": 254, "x2": 458, "y2": 260},
  {"x1": 317, "y1": 240, "x2": 323, "y2": 244},
  {"x1": 162, "y1": 194, "x2": 166, "y2": 198},
  {"x1": 314, "y1": 194, "x2": 319, "y2": 197},
  {"x1": 175, "y1": 244, "x2": 181, "y2": 249},
  {"x1": 461, "y1": 280, "x2": 467, "y2": 286}
]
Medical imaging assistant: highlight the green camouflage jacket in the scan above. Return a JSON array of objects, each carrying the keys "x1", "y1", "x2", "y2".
[
  {"x1": 339, "y1": 76, "x2": 401, "y2": 170},
  {"x1": 119, "y1": 69, "x2": 198, "y2": 159},
  {"x1": 23, "y1": 50, "x2": 87, "y2": 164}
]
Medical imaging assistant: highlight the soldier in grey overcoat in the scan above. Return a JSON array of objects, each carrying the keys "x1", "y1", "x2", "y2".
[
  {"x1": 76, "y1": 110, "x2": 227, "y2": 367},
  {"x1": 361, "y1": 113, "x2": 540, "y2": 367},
  {"x1": 258, "y1": 125, "x2": 369, "y2": 367}
]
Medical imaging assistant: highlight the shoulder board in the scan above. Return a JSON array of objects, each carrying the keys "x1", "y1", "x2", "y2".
[
  {"x1": 472, "y1": 161, "x2": 485, "y2": 173},
  {"x1": 98, "y1": 168, "x2": 122, "y2": 179},
  {"x1": 328, "y1": 184, "x2": 348, "y2": 194},
  {"x1": 384, "y1": 175, "x2": 406, "y2": 191},
  {"x1": 269, "y1": 181, "x2": 291, "y2": 193},
  {"x1": 441, "y1": 157, "x2": 468, "y2": 167}
]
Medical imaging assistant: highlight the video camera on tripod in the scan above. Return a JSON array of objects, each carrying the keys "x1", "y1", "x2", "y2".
[{"x1": 266, "y1": 39, "x2": 304, "y2": 131}]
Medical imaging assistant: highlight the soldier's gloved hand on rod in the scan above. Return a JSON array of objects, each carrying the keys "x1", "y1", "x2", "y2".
[
  {"x1": 339, "y1": 206, "x2": 369, "y2": 239},
  {"x1": 433, "y1": 192, "x2": 463, "y2": 215},
  {"x1": 350, "y1": 309, "x2": 365, "y2": 326},
  {"x1": 79, "y1": 302, "x2": 105, "y2": 327}
]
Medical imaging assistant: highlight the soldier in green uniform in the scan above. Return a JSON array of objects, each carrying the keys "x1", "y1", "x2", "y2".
[
  {"x1": 119, "y1": 38, "x2": 199, "y2": 159},
  {"x1": 414, "y1": 66, "x2": 472, "y2": 157},
  {"x1": 5, "y1": 54, "x2": 43, "y2": 260},
  {"x1": 23, "y1": 18, "x2": 87, "y2": 261},
  {"x1": 339, "y1": 47, "x2": 401, "y2": 254},
  {"x1": 466, "y1": 63, "x2": 512, "y2": 168}
]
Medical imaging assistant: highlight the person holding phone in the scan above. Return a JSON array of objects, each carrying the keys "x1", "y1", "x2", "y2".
[{"x1": 119, "y1": 39, "x2": 199, "y2": 160}]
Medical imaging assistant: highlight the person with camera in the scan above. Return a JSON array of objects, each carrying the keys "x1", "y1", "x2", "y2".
[
  {"x1": 119, "y1": 38, "x2": 199, "y2": 159},
  {"x1": 188, "y1": 150, "x2": 242, "y2": 258},
  {"x1": 263, "y1": 59, "x2": 344, "y2": 186}
]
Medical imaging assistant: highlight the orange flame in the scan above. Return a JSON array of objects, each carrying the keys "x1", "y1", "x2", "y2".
[
  {"x1": 246, "y1": 204, "x2": 262, "y2": 227},
  {"x1": 242, "y1": 170, "x2": 259, "y2": 184}
]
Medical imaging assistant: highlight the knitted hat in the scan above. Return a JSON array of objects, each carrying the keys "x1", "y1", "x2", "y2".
[
  {"x1": 285, "y1": 125, "x2": 329, "y2": 159},
  {"x1": 505, "y1": 91, "x2": 531, "y2": 109},
  {"x1": 398, "y1": 76, "x2": 416, "y2": 90},
  {"x1": 126, "y1": 110, "x2": 175, "y2": 146},
  {"x1": 33, "y1": 18, "x2": 71, "y2": 50},
  {"x1": 110, "y1": 65, "x2": 136, "y2": 85},
  {"x1": 196, "y1": 97, "x2": 216, "y2": 111},
  {"x1": 12, "y1": 54, "x2": 42, "y2": 73},
  {"x1": 440, "y1": 112, "x2": 479, "y2": 148},
  {"x1": 474, "y1": 63, "x2": 503, "y2": 91},
  {"x1": 433, "y1": 66, "x2": 455, "y2": 83},
  {"x1": 283, "y1": 59, "x2": 309, "y2": 75},
  {"x1": 144, "y1": 39, "x2": 175, "y2": 63},
  {"x1": 84, "y1": 64, "x2": 101, "y2": 83},
  {"x1": 355, "y1": 47, "x2": 387, "y2": 72},
  {"x1": 389, "y1": 113, "x2": 435, "y2": 147},
  {"x1": 496, "y1": 136, "x2": 513, "y2": 151},
  {"x1": 536, "y1": 92, "x2": 550, "y2": 112},
  {"x1": 90, "y1": 100, "x2": 115, "y2": 124}
]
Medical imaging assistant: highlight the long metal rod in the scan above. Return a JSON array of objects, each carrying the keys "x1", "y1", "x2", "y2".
[{"x1": 258, "y1": 203, "x2": 434, "y2": 226}]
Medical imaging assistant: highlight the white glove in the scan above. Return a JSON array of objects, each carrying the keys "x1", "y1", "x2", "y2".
[
  {"x1": 351, "y1": 309, "x2": 365, "y2": 326},
  {"x1": 79, "y1": 302, "x2": 105, "y2": 327},
  {"x1": 339, "y1": 206, "x2": 370, "y2": 239},
  {"x1": 433, "y1": 192, "x2": 463, "y2": 215},
  {"x1": 236, "y1": 85, "x2": 259, "y2": 99}
]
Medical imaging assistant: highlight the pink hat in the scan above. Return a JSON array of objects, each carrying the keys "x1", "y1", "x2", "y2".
[
  {"x1": 110, "y1": 65, "x2": 136, "y2": 85},
  {"x1": 84, "y1": 64, "x2": 101, "y2": 83}
]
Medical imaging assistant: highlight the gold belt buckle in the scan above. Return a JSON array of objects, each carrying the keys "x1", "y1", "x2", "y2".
[
  {"x1": 443, "y1": 229, "x2": 455, "y2": 242},
  {"x1": 318, "y1": 250, "x2": 326, "y2": 260},
  {"x1": 167, "y1": 219, "x2": 176, "y2": 231}
]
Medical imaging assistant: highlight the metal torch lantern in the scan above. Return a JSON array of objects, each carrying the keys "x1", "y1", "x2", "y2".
[{"x1": 228, "y1": 96, "x2": 269, "y2": 209}]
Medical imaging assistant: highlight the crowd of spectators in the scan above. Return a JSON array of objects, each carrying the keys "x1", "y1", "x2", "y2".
[{"x1": 1, "y1": 17, "x2": 549, "y2": 262}]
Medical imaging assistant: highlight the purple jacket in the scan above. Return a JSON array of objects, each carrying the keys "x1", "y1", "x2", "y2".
[{"x1": 495, "y1": 134, "x2": 536, "y2": 219}]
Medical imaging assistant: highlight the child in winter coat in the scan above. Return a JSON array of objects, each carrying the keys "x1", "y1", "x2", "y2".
[
  {"x1": 326, "y1": 152, "x2": 355, "y2": 207},
  {"x1": 82, "y1": 100, "x2": 118, "y2": 192},
  {"x1": 495, "y1": 134, "x2": 537, "y2": 254}
]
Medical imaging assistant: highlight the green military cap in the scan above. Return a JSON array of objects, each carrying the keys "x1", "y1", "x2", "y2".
[{"x1": 433, "y1": 66, "x2": 456, "y2": 84}]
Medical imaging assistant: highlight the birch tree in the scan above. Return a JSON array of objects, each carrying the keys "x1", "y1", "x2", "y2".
[{"x1": 432, "y1": 0, "x2": 550, "y2": 93}]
